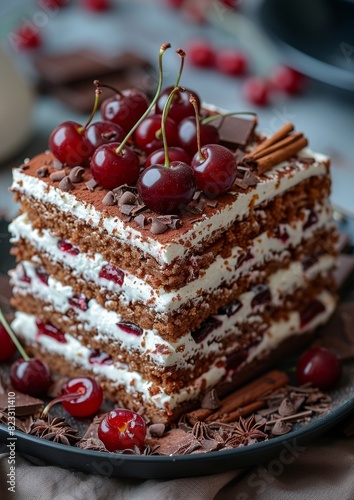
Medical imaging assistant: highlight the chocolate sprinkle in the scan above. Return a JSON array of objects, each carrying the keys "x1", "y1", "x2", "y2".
[
  {"x1": 150, "y1": 219, "x2": 168, "y2": 235},
  {"x1": 134, "y1": 214, "x2": 146, "y2": 228},
  {"x1": 85, "y1": 178, "x2": 98, "y2": 191},
  {"x1": 50, "y1": 169, "x2": 66, "y2": 182},
  {"x1": 58, "y1": 176, "x2": 74, "y2": 192},
  {"x1": 36, "y1": 166, "x2": 49, "y2": 178},
  {"x1": 69, "y1": 166, "x2": 85, "y2": 183},
  {"x1": 102, "y1": 191, "x2": 116, "y2": 206}
]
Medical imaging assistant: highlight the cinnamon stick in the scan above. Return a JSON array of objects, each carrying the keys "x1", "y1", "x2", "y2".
[
  {"x1": 254, "y1": 136, "x2": 308, "y2": 175},
  {"x1": 248, "y1": 132, "x2": 305, "y2": 161},
  {"x1": 247, "y1": 122, "x2": 294, "y2": 157},
  {"x1": 209, "y1": 400, "x2": 266, "y2": 424},
  {"x1": 186, "y1": 370, "x2": 289, "y2": 425}
]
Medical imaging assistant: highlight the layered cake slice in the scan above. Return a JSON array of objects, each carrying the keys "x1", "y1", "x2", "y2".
[{"x1": 8, "y1": 108, "x2": 337, "y2": 423}]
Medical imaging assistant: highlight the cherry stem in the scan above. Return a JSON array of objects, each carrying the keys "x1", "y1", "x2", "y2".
[
  {"x1": 93, "y1": 79, "x2": 123, "y2": 98},
  {"x1": 41, "y1": 391, "x2": 83, "y2": 418},
  {"x1": 161, "y1": 86, "x2": 185, "y2": 168},
  {"x1": 189, "y1": 93, "x2": 204, "y2": 162},
  {"x1": 78, "y1": 86, "x2": 102, "y2": 133},
  {"x1": 115, "y1": 42, "x2": 171, "y2": 155},
  {"x1": 0, "y1": 307, "x2": 29, "y2": 361},
  {"x1": 174, "y1": 48, "x2": 186, "y2": 87},
  {"x1": 202, "y1": 111, "x2": 257, "y2": 126}
]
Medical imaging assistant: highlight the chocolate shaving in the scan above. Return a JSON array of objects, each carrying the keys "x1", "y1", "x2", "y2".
[
  {"x1": 150, "y1": 219, "x2": 168, "y2": 235},
  {"x1": 242, "y1": 170, "x2": 259, "y2": 187},
  {"x1": 69, "y1": 166, "x2": 85, "y2": 183},
  {"x1": 50, "y1": 169, "x2": 66, "y2": 182},
  {"x1": 118, "y1": 191, "x2": 137, "y2": 206},
  {"x1": 149, "y1": 423, "x2": 165, "y2": 438},
  {"x1": 86, "y1": 178, "x2": 98, "y2": 191},
  {"x1": 76, "y1": 438, "x2": 107, "y2": 451},
  {"x1": 58, "y1": 176, "x2": 74, "y2": 192},
  {"x1": 278, "y1": 398, "x2": 296, "y2": 417},
  {"x1": 235, "y1": 178, "x2": 248, "y2": 190},
  {"x1": 271, "y1": 420, "x2": 292, "y2": 436},
  {"x1": 131, "y1": 204, "x2": 146, "y2": 216},
  {"x1": 119, "y1": 204, "x2": 135, "y2": 216},
  {"x1": 102, "y1": 191, "x2": 116, "y2": 206},
  {"x1": 36, "y1": 166, "x2": 49, "y2": 178},
  {"x1": 134, "y1": 214, "x2": 146, "y2": 228},
  {"x1": 206, "y1": 199, "x2": 218, "y2": 208},
  {"x1": 52, "y1": 159, "x2": 63, "y2": 170}
]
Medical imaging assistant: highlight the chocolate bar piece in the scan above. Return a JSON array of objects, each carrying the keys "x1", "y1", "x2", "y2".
[
  {"x1": 33, "y1": 49, "x2": 154, "y2": 113},
  {"x1": 212, "y1": 115, "x2": 257, "y2": 148}
]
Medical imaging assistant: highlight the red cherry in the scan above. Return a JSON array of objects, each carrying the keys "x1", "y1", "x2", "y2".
[
  {"x1": 178, "y1": 117, "x2": 219, "y2": 157},
  {"x1": 13, "y1": 23, "x2": 42, "y2": 51},
  {"x1": 271, "y1": 65, "x2": 305, "y2": 95},
  {"x1": 81, "y1": 0, "x2": 111, "y2": 11},
  {"x1": 296, "y1": 347, "x2": 342, "y2": 391},
  {"x1": 84, "y1": 120, "x2": 125, "y2": 150},
  {"x1": 90, "y1": 142, "x2": 140, "y2": 190},
  {"x1": 216, "y1": 49, "x2": 247, "y2": 76},
  {"x1": 191, "y1": 144, "x2": 237, "y2": 197},
  {"x1": 10, "y1": 358, "x2": 52, "y2": 396},
  {"x1": 0, "y1": 324, "x2": 17, "y2": 362},
  {"x1": 145, "y1": 146, "x2": 191, "y2": 169},
  {"x1": 138, "y1": 161, "x2": 196, "y2": 214},
  {"x1": 61, "y1": 377, "x2": 103, "y2": 417},
  {"x1": 164, "y1": 0, "x2": 184, "y2": 7},
  {"x1": 99, "y1": 263, "x2": 124, "y2": 286},
  {"x1": 187, "y1": 39, "x2": 216, "y2": 67},
  {"x1": 101, "y1": 89, "x2": 150, "y2": 134},
  {"x1": 155, "y1": 86, "x2": 201, "y2": 124},
  {"x1": 98, "y1": 408, "x2": 146, "y2": 451},
  {"x1": 243, "y1": 77, "x2": 269, "y2": 106},
  {"x1": 49, "y1": 120, "x2": 95, "y2": 167},
  {"x1": 134, "y1": 115, "x2": 179, "y2": 154}
]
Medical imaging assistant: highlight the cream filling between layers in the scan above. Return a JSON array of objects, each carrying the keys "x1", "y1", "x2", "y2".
[
  {"x1": 10, "y1": 255, "x2": 336, "y2": 368},
  {"x1": 11, "y1": 147, "x2": 329, "y2": 265},
  {"x1": 9, "y1": 202, "x2": 334, "y2": 313},
  {"x1": 11, "y1": 292, "x2": 335, "y2": 410}
]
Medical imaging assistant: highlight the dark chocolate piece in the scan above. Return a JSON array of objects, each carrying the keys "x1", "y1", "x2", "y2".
[
  {"x1": 69, "y1": 166, "x2": 85, "y2": 183},
  {"x1": 102, "y1": 191, "x2": 116, "y2": 206},
  {"x1": 50, "y1": 169, "x2": 66, "y2": 182},
  {"x1": 212, "y1": 116, "x2": 257, "y2": 148},
  {"x1": 0, "y1": 391, "x2": 43, "y2": 417},
  {"x1": 85, "y1": 178, "x2": 98, "y2": 191},
  {"x1": 58, "y1": 176, "x2": 74, "y2": 192}
]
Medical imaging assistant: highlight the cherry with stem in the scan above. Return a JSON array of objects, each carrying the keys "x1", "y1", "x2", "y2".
[
  {"x1": 138, "y1": 86, "x2": 196, "y2": 214},
  {"x1": 49, "y1": 87, "x2": 102, "y2": 166},
  {"x1": 91, "y1": 43, "x2": 172, "y2": 190},
  {"x1": 0, "y1": 307, "x2": 51, "y2": 397}
]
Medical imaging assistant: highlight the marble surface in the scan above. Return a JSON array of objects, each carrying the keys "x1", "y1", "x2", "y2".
[{"x1": 0, "y1": 0, "x2": 353, "y2": 220}]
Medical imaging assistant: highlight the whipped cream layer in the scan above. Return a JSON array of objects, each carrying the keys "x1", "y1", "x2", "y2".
[
  {"x1": 9, "y1": 200, "x2": 334, "y2": 313},
  {"x1": 11, "y1": 254, "x2": 336, "y2": 369},
  {"x1": 11, "y1": 147, "x2": 329, "y2": 265},
  {"x1": 12, "y1": 291, "x2": 335, "y2": 411}
]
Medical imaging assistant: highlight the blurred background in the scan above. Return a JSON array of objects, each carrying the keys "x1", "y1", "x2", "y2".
[{"x1": 0, "y1": 0, "x2": 354, "y2": 221}]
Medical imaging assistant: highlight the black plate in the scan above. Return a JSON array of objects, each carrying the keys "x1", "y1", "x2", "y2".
[
  {"x1": 1, "y1": 217, "x2": 354, "y2": 479},
  {"x1": 258, "y1": 0, "x2": 354, "y2": 91}
]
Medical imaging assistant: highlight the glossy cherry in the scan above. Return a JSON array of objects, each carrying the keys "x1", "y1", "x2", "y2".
[
  {"x1": 138, "y1": 161, "x2": 195, "y2": 214},
  {"x1": 134, "y1": 114, "x2": 179, "y2": 155},
  {"x1": 90, "y1": 142, "x2": 140, "y2": 189},
  {"x1": 100, "y1": 88, "x2": 150, "y2": 134},
  {"x1": 49, "y1": 87, "x2": 102, "y2": 166},
  {"x1": 145, "y1": 146, "x2": 191, "y2": 169},
  {"x1": 0, "y1": 324, "x2": 17, "y2": 362},
  {"x1": 188, "y1": 94, "x2": 237, "y2": 197},
  {"x1": 10, "y1": 358, "x2": 52, "y2": 396},
  {"x1": 271, "y1": 65, "x2": 305, "y2": 95},
  {"x1": 296, "y1": 347, "x2": 342, "y2": 391},
  {"x1": 85, "y1": 120, "x2": 125, "y2": 150},
  {"x1": 178, "y1": 116, "x2": 219, "y2": 157},
  {"x1": 41, "y1": 376, "x2": 103, "y2": 418},
  {"x1": 216, "y1": 49, "x2": 247, "y2": 76},
  {"x1": 243, "y1": 77, "x2": 269, "y2": 106},
  {"x1": 98, "y1": 408, "x2": 147, "y2": 451}
]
